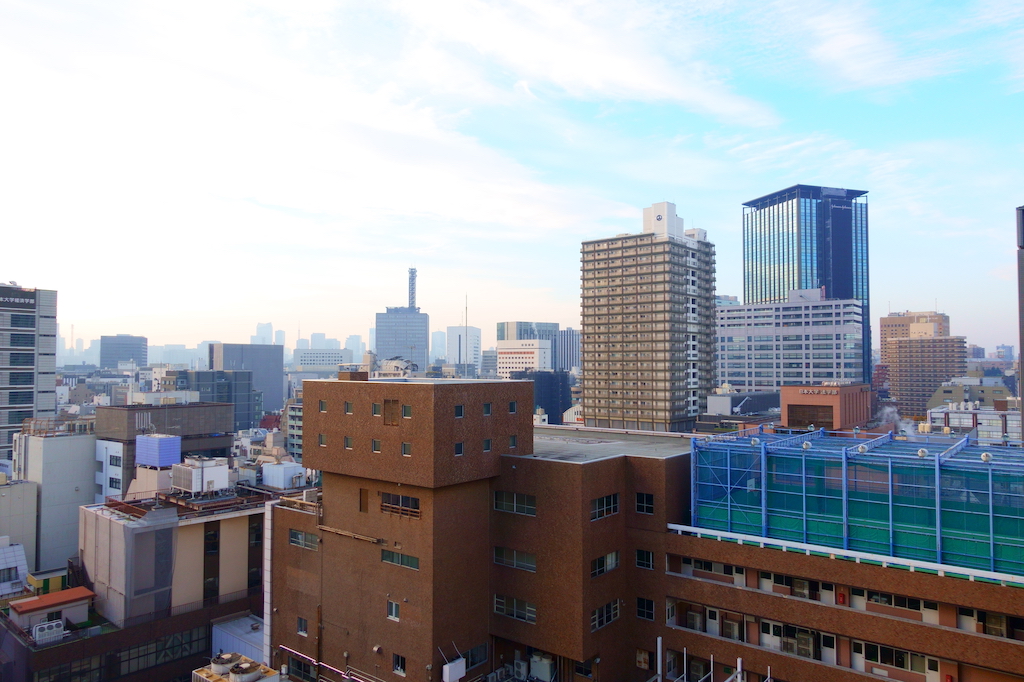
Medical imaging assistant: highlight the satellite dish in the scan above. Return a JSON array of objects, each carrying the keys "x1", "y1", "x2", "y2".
[
  {"x1": 857, "y1": 444, "x2": 867, "y2": 454},
  {"x1": 917, "y1": 448, "x2": 928, "y2": 458}
]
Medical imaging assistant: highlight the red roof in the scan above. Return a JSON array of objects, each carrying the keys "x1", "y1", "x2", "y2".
[{"x1": 9, "y1": 586, "x2": 94, "y2": 615}]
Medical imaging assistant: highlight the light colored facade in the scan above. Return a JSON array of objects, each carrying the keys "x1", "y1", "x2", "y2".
[
  {"x1": 496, "y1": 339, "x2": 551, "y2": 378},
  {"x1": 0, "y1": 480, "x2": 38, "y2": 567},
  {"x1": 926, "y1": 375, "x2": 1011, "y2": 411},
  {"x1": 889, "y1": 334, "x2": 967, "y2": 418},
  {"x1": 12, "y1": 419, "x2": 97, "y2": 571},
  {"x1": 879, "y1": 310, "x2": 950, "y2": 366},
  {"x1": 95, "y1": 439, "x2": 126, "y2": 501},
  {"x1": 0, "y1": 285, "x2": 57, "y2": 461},
  {"x1": 294, "y1": 348, "x2": 353, "y2": 366},
  {"x1": 445, "y1": 325, "x2": 481, "y2": 369},
  {"x1": 928, "y1": 404, "x2": 1023, "y2": 440},
  {"x1": 0, "y1": 535, "x2": 30, "y2": 602},
  {"x1": 716, "y1": 288, "x2": 865, "y2": 390},
  {"x1": 556, "y1": 327, "x2": 581, "y2": 372},
  {"x1": 581, "y1": 201, "x2": 716, "y2": 431}
]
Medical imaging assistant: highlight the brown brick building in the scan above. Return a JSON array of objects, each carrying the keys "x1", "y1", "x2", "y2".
[{"x1": 269, "y1": 376, "x2": 1024, "y2": 682}]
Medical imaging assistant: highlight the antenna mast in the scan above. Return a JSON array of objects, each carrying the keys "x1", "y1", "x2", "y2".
[{"x1": 408, "y1": 268, "x2": 417, "y2": 310}]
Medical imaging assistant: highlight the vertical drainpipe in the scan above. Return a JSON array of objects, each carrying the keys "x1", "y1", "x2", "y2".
[
  {"x1": 726, "y1": 444, "x2": 733, "y2": 532},
  {"x1": 989, "y1": 466, "x2": 996, "y2": 571},
  {"x1": 760, "y1": 440, "x2": 768, "y2": 538},
  {"x1": 887, "y1": 458, "x2": 894, "y2": 557},
  {"x1": 801, "y1": 449, "x2": 807, "y2": 544},
  {"x1": 841, "y1": 447, "x2": 850, "y2": 550},
  {"x1": 691, "y1": 441, "x2": 698, "y2": 527},
  {"x1": 934, "y1": 452, "x2": 943, "y2": 564}
]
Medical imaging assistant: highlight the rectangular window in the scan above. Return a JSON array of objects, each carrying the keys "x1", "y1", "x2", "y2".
[
  {"x1": 0, "y1": 567, "x2": 17, "y2": 582},
  {"x1": 288, "y1": 529, "x2": 318, "y2": 551},
  {"x1": 590, "y1": 493, "x2": 619, "y2": 520},
  {"x1": 454, "y1": 442, "x2": 464, "y2": 456},
  {"x1": 372, "y1": 403, "x2": 382, "y2": 416},
  {"x1": 637, "y1": 598, "x2": 655, "y2": 621},
  {"x1": 483, "y1": 403, "x2": 492, "y2": 416},
  {"x1": 109, "y1": 477, "x2": 121, "y2": 490},
  {"x1": 590, "y1": 551, "x2": 619, "y2": 577},
  {"x1": 494, "y1": 594, "x2": 537, "y2": 623},
  {"x1": 636, "y1": 549, "x2": 654, "y2": 570},
  {"x1": 635, "y1": 492, "x2": 654, "y2": 515},
  {"x1": 381, "y1": 492, "x2": 421, "y2": 517},
  {"x1": 401, "y1": 442, "x2": 412, "y2": 457},
  {"x1": 297, "y1": 617, "x2": 308, "y2": 636},
  {"x1": 461, "y1": 644, "x2": 487, "y2": 670},
  {"x1": 382, "y1": 549, "x2": 419, "y2": 570},
  {"x1": 318, "y1": 400, "x2": 327, "y2": 412},
  {"x1": 590, "y1": 600, "x2": 620, "y2": 631},
  {"x1": 483, "y1": 438, "x2": 492, "y2": 452},
  {"x1": 371, "y1": 439, "x2": 381, "y2": 453},
  {"x1": 454, "y1": 404, "x2": 464, "y2": 418},
  {"x1": 387, "y1": 600, "x2": 400, "y2": 621},
  {"x1": 344, "y1": 401, "x2": 353, "y2": 414},
  {"x1": 393, "y1": 654, "x2": 406, "y2": 676},
  {"x1": 318, "y1": 433, "x2": 326, "y2": 447},
  {"x1": 344, "y1": 436, "x2": 353, "y2": 449},
  {"x1": 109, "y1": 454, "x2": 122, "y2": 467},
  {"x1": 402, "y1": 404, "x2": 412, "y2": 418},
  {"x1": 289, "y1": 657, "x2": 316, "y2": 682},
  {"x1": 10, "y1": 314, "x2": 34, "y2": 328},
  {"x1": 494, "y1": 546, "x2": 537, "y2": 572},
  {"x1": 509, "y1": 434, "x2": 517, "y2": 448},
  {"x1": 509, "y1": 401, "x2": 517, "y2": 413},
  {"x1": 494, "y1": 491, "x2": 536, "y2": 516}
]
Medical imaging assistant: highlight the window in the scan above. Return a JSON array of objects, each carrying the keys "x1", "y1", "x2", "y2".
[
  {"x1": 402, "y1": 442, "x2": 412, "y2": 457},
  {"x1": 862, "y1": 642, "x2": 927, "y2": 673},
  {"x1": 590, "y1": 600, "x2": 620, "y2": 631},
  {"x1": 0, "y1": 567, "x2": 17, "y2": 582},
  {"x1": 381, "y1": 492, "x2": 420, "y2": 517},
  {"x1": 288, "y1": 529, "x2": 318, "y2": 551},
  {"x1": 494, "y1": 594, "x2": 537, "y2": 623},
  {"x1": 575, "y1": 659, "x2": 594, "y2": 678},
  {"x1": 590, "y1": 493, "x2": 619, "y2": 520},
  {"x1": 461, "y1": 644, "x2": 487, "y2": 669},
  {"x1": 10, "y1": 314, "x2": 34, "y2": 328},
  {"x1": 109, "y1": 454, "x2": 122, "y2": 467},
  {"x1": 509, "y1": 434, "x2": 517, "y2": 448},
  {"x1": 636, "y1": 549, "x2": 654, "y2": 570},
  {"x1": 318, "y1": 400, "x2": 327, "y2": 412},
  {"x1": 371, "y1": 439, "x2": 381, "y2": 453},
  {"x1": 483, "y1": 403, "x2": 492, "y2": 416},
  {"x1": 113, "y1": 625, "x2": 209, "y2": 676},
  {"x1": 483, "y1": 438, "x2": 492, "y2": 452},
  {"x1": 344, "y1": 401, "x2": 353, "y2": 414},
  {"x1": 494, "y1": 547, "x2": 537, "y2": 572},
  {"x1": 289, "y1": 657, "x2": 316, "y2": 682},
  {"x1": 636, "y1": 492, "x2": 654, "y2": 515},
  {"x1": 454, "y1": 442, "x2": 464, "y2": 456},
  {"x1": 382, "y1": 549, "x2": 419, "y2": 570},
  {"x1": 387, "y1": 600, "x2": 400, "y2": 621},
  {"x1": 393, "y1": 654, "x2": 406, "y2": 676},
  {"x1": 590, "y1": 551, "x2": 619, "y2": 577},
  {"x1": 318, "y1": 433, "x2": 326, "y2": 447},
  {"x1": 344, "y1": 436, "x2": 353, "y2": 449},
  {"x1": 297, "y1": 617, "x2": 308, "y2": 636},
  {"x1": 109, "y1": 477, "x2": 121, "y2": 490},
  {"x1": 509, "y1": 401, "x2": 517, "y2": 413},
  {"x1": 637, "y1": 598, "x2": 655, "y2": 621},
  {"x1": 402, "y1": 404, "x2": 412, "y2": 418},
  {"x1": 494, "y1": 491, "x2": 536, "y2": 516},
  {"x1": 454, "y1": 404, "x2": 464, "y2": 418},
  {"x1": 372, "y1": 403, "x2": 382, "y2": 416},
  {"x1": 868, "y1": 590, "x2": 921, "y2": 611}
]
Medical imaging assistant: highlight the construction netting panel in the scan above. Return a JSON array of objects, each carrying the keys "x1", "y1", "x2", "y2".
[{"x1": 693, "y1": 437, "x2": 1024, "y2": 576}]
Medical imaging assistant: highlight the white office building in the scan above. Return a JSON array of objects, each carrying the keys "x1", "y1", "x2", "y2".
[{"x1": 496, "y1": 339, "x2": 551, "y2": 379}]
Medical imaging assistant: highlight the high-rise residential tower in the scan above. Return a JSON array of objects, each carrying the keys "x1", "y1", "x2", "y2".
[
  {"x1": 0, "y1": 285, "x2": 57, "y2": 460},
  {"x1": 581, "y1": 201, "x2": 716, "y2": 432},
  {"x1": 375, "y1": 269, "x2": 429, "y2": 370},
  {"x1": 743, "y1": 185, "x2": 870, "y2": 382}
]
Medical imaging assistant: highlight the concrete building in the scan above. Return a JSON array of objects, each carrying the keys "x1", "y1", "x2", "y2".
[
  {"x1": 209, "y1": 343, "x2": 285, "y2": 413},
  {"x1": 447, "y1": 325, "x2": 482, "y2": 370},
  {"x1": 0, "y1": 480, "x2": 38, "y2": 573},
  {"x1": 743, "y1": 185, "x2": 871, "y2": 378},
  {"x1": 509, "y1": 370, "x2": 573, "y2": 426},
  {"x1": 497, "y1": 321, "x2": 560, "y2": 372},
  {"x1": 716, "y1": 288, "x2": 865, "y2": 390},
  {"x1": 582, "y1": 201, "x2": 717, "y2": 431},
  {"x1": 480, "y1": 349, "x2": 498, "y2": 379},
  {"x1": 99, "y1": 334, "x2": 147, "y2": 369},
  {"x1": 376, "y1": 270, "x2": 429, "y2": 371},
  {"x1": 11, "y1": 417, "x2": 97, "y2": 571},
  {"x1": 926, "y1": 375, "x2": 1012, "y2": 411},
  {"x1": 879, "y1": 311, "x2": 951, "y2": 367},
  {"x1": 0, "y1": 284, "x2": 57, "y2": 461},
  {"x1": 430, "y1": 330, "x2": 446, "y2": 363},
  {"x1": 556, "y1": 327, "x2": 581, "y2": 373},
  {"x1": 779, "y1": 382, "x2": 873, "y2": 430},
  {"x1": 0, "y1": 536, "x2": 31, "y2": 606},
  {"x1": 497, "y1": 339, "x2": 551, "y2": 378},
  {"x1": 252, "y1": 322, "x2": 274, "y2": 346},
  {"x1": 164, "y1": 370, "x2": 262, "y2": 432},
  {"x1": 889, "y1": 335, "x2": 967, "y2": 418},
  {"x1": 294, "y1": 349, "x2": 353, "y2": 367},
  {"x1": 928, "y1": 403, "x2": 1023, "y2": 441}
]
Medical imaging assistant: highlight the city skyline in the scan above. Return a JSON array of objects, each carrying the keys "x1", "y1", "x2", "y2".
[{"x1": 4, "y1": 2, "x2": 1023, "y2": 351}]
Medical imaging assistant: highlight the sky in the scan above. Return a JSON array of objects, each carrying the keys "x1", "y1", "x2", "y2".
[{"x1": 2, "y1": 0, "x2": 1023, "y2": 352}]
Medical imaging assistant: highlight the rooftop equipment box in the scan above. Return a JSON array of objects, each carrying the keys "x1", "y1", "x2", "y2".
[{"x1": 135, "y1": 434, "x2": 182, "y2": 468}]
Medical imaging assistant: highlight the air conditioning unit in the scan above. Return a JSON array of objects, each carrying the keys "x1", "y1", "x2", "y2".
[
  {"x1": 487, "y1": 673, "x2": 498, "y2": 682},
  {"x1": 513, "y1": 660, "x2": 528, "y2": 680},
  {"x1": 722, "y1": 619, "x2": 741, "y2": 640},
  {"x1": 690, "y1": 660, "x2": 708, "y2": 679},
  {"x1": 686, "y1": 610, "x2": 703, "y2": 631},
  {"x1": 503, "y1": 664, "x2": 514, "y2": 678}
]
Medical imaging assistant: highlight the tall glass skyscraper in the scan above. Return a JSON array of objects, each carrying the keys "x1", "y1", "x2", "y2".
[{"x1": 742, "y1": 185, "x2": 870, "y2": 382}]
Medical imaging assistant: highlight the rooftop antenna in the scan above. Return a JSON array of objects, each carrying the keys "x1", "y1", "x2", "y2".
[{"x1": 408, "y1": 267, "x2": 417, "y2": 310}]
